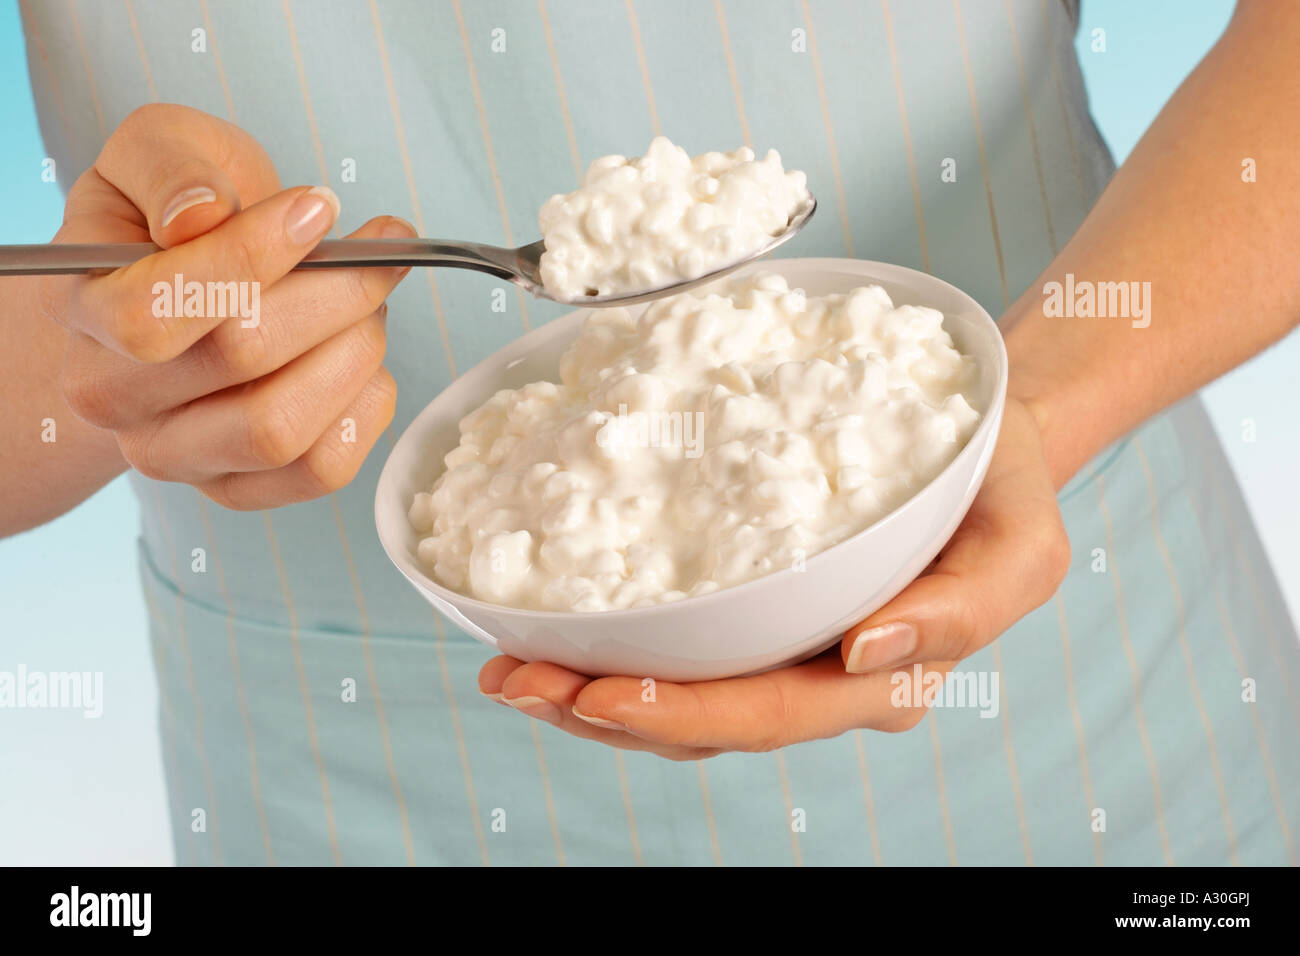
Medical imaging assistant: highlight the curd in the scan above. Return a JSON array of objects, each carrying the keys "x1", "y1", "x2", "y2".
[
  {"x1": 538, "y1": 137, "x2": 810, "y2": 300},
  {"x1": 410, "y1": 273, "x2": 981, "y2": 612}
]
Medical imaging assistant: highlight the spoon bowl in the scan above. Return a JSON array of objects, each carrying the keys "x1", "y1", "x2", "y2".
[{"x1": 518, "y1": 193, "x2": 817, "y2": 306}]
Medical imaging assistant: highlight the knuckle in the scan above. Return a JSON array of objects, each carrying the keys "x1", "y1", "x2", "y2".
[
  {"x1": 1031, "y1": 519, "x2": 1072, "y2": 597},
  {"x1": 299, "y1": 433, "x2": 362, "y2": 497},
  {"x1": 880, "y1": 704, "x2": 928, "y2": 734},
  {"x1": 34, "y1": 275, "x2": 70, "y2": 328},
  {"x1": 200, "y1": 475, "x2": 259, "y2": 512},
  {"x1": 116, "y1": 425, "x2": 168, "y2": 482},
  {"x1": 342, "y1": 266, "x2": 380, "y2": 315},
  {"x1": 951, "y1": 589, "x2": 988, "y2": 659},
  {"x1": 744, "y1": 677, "x2": 796, "y2": 753},
  {"x1": 370, "y1": 367, "x2": 398, "y2": 416},
  {"x1": 227, "y1": 233, "x2": 264, "y2": 283},
  {"x1": 745, "y1": 735, "x2": 785, "y2": 755},
  {"x1": 1047, "y1": 528, "x2": 1072, "y2": 586},
  {"x1": 148, "y1": 155, "x2": 218, "y2": 206},
  {"x1": 660, "y1": 751, "x2": 698, "y2": 763},
  {"x1": 118, "y1": 102, "x2": 175, "y2": 133},
  {"x1": 112, "y1": 104, "x2": 170, "y2": 146},
  {"x1": 662, "y1": 747, "x2": 721, "y2": 763},
  {"x1": 197, "y1": 477, "x2": 232, "y2": 509},
  {"x1": 62, "y1": 170, "x2": 103, "y2": 213},
  {"x1": 211, "y1": 322, "x2": 272, "y2": 381},
  {"x1": 59, "y1": 364, "x2": 115, "y2": 428},
  {"x1": 110, "y1": 306, "x2": 176, "y2": 363},
  {"x1": 245, "y1": 400, "x2": 305, "y2": 469},
  {"x1": 110, "y1": 105, "x2": 214, "y2": 160},
  {"x1": 918, "y1": 577, "x2": 987, "y2": 663},
  {"x1": 350, "y1": 313, "x2": 389, "y2": 368}
]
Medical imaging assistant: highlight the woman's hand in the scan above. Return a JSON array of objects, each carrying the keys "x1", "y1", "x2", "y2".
[
  {"x1": 46, "y1": 103, "x2": 411, "y2": 510},
  {"x1": 476, "y1": 399, "x2": 1069, "y2": 759}
]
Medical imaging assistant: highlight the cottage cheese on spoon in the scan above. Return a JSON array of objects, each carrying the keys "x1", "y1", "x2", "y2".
[{"x1": 538, "y1": 137, "x2": 810, "y2": 300}]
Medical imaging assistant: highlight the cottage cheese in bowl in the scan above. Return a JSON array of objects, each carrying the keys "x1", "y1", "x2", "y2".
[
  {"x1": 538, "y1": 137, "x2": 810, "y2": 300},
  {"x1": 409, "y1": 273, "x2": 981, "y2": 613}
]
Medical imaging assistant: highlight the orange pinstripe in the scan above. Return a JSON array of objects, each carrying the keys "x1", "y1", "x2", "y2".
[
  {"x1": 18, "y1": 0, "x2": 74, "y2": 158},
  {"x1": 198, "y1": 498, "x2": 275, "y2": 865},
  {"x1": 537, "y1": 0, "x2": 583, "y2": 182},
  {"x1": 624, "y1": 0, "x2": 662, "y2": 137},
  {"x1": 613, "y1": 752, "x2": 645, "y2": 866},
  {"x1": 927, "y1": 715, "x2": 958, "y2": 865},
  {"x1": 1096, "y1": 474, "x2": 1175, "y2": 863},
  {"x1": 262, "y1": 511, "x2": 343, "y2": 864},
  {"x1": 65, "y1": 0, "x2": 106, "y2": 140},
  {"x1": 1054, "y1": 594, "x2": 1104, "y2": 865},
  {"x1": 991, "y1": 642, "x2": 1034, "y2": 865},
  {"x1": 199, "y1": 0, "x2": 237, "y2": 124},
  {"x1": 852, "y1": 731, "x2": 884, "y2": 865},
  {"x1": 431, "y1": 611, "x2": 492, "y2": 865},
  {"x1": 450, "y1": 0, "x2": 531, "y2": 331},
  {"x1": 1132, "y1": 438, "x2": 1238, "y2": 864},
  {"x1": 331, "y1": 497, "x2": 417, "y2": 865},
  {"x1": 1002, "y1": 0, "x2": 1057, "y2": 252},
  {"x1": 148, "y1": 485, "x2": 223, "y2": 865},
  {"x1": 366, "y1": 0, "x2": 456, "y2": 379},
  {"x1": 880, "y1": 0, "x2": 932, "y2": 273},
  {"x1": 951, "y1": 0, "x2": 1009, "y2": 306},
  {"x1": 140, "y1": 583, "x2": 193, "y2": 866},
  {"x1": 696, "y1": 761, "x2": 724, "y2": 866},
  {"x1": 775, "y1": 751, "x2": 803, "y2": 866},
  {"x1": 798, "y1": 0, "x2": 854, "y2": 257},
  {"x1": 713, "y1": 1, "x2": 752, "y2": 149},
  {"x1": 122, "y1": 0, "x2": 157, "y2": 102}
]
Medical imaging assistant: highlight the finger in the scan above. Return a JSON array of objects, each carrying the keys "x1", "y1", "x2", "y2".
[
  {"x1": 501, "y1": 661, "x2": 594, "y2": 725},
  {"x1": 485, "y1": 659, "x2": 723, "y2": 760},
  {"x1": 60, "y1": 216, "x2": 415, "y2": 430},
  {"x1": 94, "y1": 103, "x2": 282, "y2": 243},
  {"x1": 568, "y1": 652, "x2": 955, "y2": 751},
  {"x1": 477, "y1": 655, "x2": 527, "y2": 700},
  {"x1": 118, "y1": 308, "x2": 387, "y2": 482},
  {"x1": 200, "y1": 365, "x2": 397, "y2": 509},
  {"x1": 842, "y1": 401, "x2": 1070, "y2": 673},
  {"x1": 70, "y1": 184, "x2": 340, "y2": 363}
]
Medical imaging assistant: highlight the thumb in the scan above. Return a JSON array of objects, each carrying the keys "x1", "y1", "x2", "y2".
[
  {"x1": 94, "y1": 104, "x2": 282, "y2": 247},
  {"x1": 840, "y1": 400, "x2": 1071, "y2": 673},
  {"x1": 149, "y1": 171, "x2": 242, "y2": 248}
]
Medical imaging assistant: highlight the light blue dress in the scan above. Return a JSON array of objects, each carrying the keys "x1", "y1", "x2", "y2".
[{"x1": 22, "y1": 0, "x2": 1299, "y2": 865}]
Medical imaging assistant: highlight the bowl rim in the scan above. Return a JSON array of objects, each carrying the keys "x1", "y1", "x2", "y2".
[{"x1": 375, "y1": 256, "x2": 1008, "y2": 622}]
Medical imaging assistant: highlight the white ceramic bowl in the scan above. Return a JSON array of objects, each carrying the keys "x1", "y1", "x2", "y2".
[{"x1": 376, "y1": 258, "x2": 1006, "y2": 681}]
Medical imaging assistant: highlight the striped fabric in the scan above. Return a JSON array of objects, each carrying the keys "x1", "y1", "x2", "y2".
[{"x1": 21, "y1": 0, "x2": 1299, "y2": 865}]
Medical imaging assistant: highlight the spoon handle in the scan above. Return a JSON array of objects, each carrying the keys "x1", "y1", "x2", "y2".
[{"x1": 0, "y1": 238, "x2": 517, "y2": 277}]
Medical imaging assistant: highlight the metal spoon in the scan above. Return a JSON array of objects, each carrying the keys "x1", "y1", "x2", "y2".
[{"x1": 0, "y1": 195, "x2": 816, "y2": 309}]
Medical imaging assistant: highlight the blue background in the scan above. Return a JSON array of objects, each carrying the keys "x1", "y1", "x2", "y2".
[{"x1": 0, "y1": 0, "x2": 1295, "y2": 865}]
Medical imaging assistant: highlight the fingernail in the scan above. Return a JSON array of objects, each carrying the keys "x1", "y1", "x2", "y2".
[
  {"x1": 502, "y1": 695, "x2": 561, "y2": 725},
  {"x1": 285, "y1": 186, "x2": 339, "y2": 244},
  {"x1": 381, "y1": 216, "x2": 416, "y2": 239},
  {"x1": 160, "y1": 186, "x2": 217, "y2": 228},
  {"x1": 845, "y1": 621, "x2": 918, "y2": 673},
  {"x1": 479, "y1": 689, "x2": 506, "y2": 705},
  {"x1": 572, "y1": 707, "x2": 627, "y2": 732}
]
